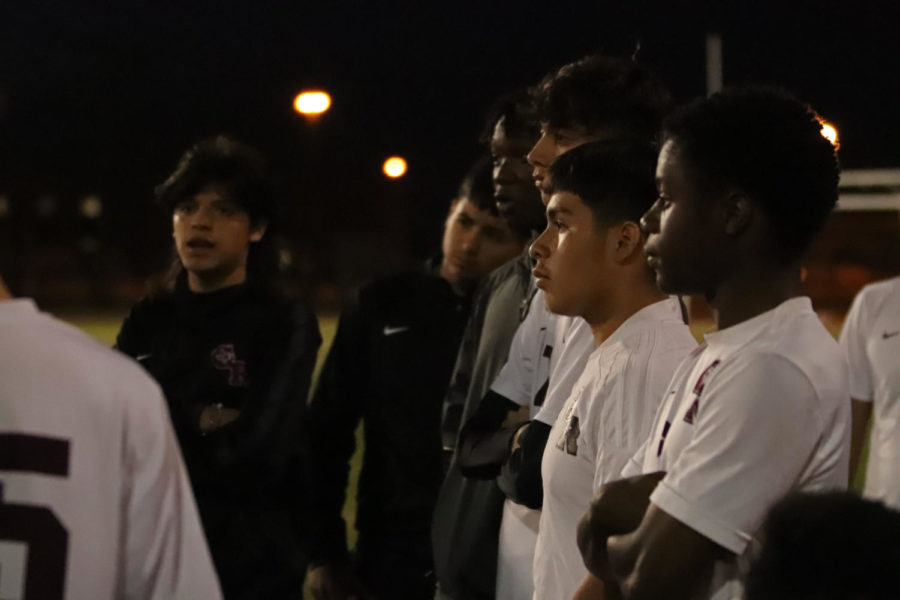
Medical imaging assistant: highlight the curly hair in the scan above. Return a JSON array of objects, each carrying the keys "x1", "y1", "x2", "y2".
[
  {"x1": 534, "y1": 54, "x2": 672, "y2": 141},
  {"x1": 746, "y1": 491, "x2": 900, "y2": 600},
  {"x1": 662, "y1": 86, "x2": 840, "y2": 260},
  {"x1": 478, "y1": 89, "x2": 539, "y2": 146},
  {"x1": 457, "y1": 156, "x2": 498, "y2": 215}
]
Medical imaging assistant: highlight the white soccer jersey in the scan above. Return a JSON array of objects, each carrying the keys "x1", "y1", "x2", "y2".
[
  {"x1": 533, "y1": 298, "x2": 696, "y2": 600},
  {"x1": 534, "y1": 316, "x2": 595, "y2": 426},
  {"x1": 0, "y1": 299, "x2": 221, "y2": 600},
  {"x1": 631, "y1": 297, "x2": 849, "y2": 600},
  {"x1": 490, "y1": 289, "x2": 558, "y2": 413},
  {"x1": 840, "y1": 276, "x2": 900, "y2": 509}
]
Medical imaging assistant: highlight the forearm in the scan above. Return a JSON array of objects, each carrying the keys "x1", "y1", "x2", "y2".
[
  {"x1": 457, "y1": 391, "x2": 523, "y2": 478},
  {"x1": 497, "y1": 420, "x2": 551, "y2": 508},
  {"x1": 577, "y1": 472, "x2": 665, "y2": 580}
]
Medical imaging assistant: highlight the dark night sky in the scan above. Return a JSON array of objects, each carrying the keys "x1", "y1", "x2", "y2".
[{"x1": 1, "y1": 1, "x2": 898, "y2": 286}]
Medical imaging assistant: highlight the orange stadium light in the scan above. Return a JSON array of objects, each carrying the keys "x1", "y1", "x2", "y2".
[
  {"x1": 383, "y1": 157, "x2": 407, "y2": 179},
  {"x1": 293, "y1": 91, "x2": 331, "y2": 116},
  {"x1": 819, "y1": 119, "x2": 839, "y2": 149}
]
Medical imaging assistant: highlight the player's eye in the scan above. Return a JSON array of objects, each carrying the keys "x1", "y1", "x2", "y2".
[{"x1": 174, "y1": 199, "x2": 197, "y2": 214}]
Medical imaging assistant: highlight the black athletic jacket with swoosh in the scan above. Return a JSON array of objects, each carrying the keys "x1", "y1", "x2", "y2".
[{"x1": 306, "y1": 263, "x2": 470, "y2": 567}]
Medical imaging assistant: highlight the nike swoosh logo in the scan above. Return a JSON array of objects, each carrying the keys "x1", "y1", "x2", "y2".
[
  {"x1": 136, "y1": 353, "x2": 153, "y2": 362},
  {"x1": 383, "y1": 325, "x2": 411, "y2": 336},
  {"x1": 883, "y1": 331, "x2": 900, "y2": 339}
]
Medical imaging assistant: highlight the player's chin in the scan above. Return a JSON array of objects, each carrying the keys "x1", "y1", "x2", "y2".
[{"x1": 543, "y1": 292, "x2": 573, "y2": 316}]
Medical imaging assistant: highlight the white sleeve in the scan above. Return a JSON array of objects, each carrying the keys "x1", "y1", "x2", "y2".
[
  {"x1": 119, "y1": 377, "x2": 222, "y2": 600},
  {"x1": 650, "y1": 354, "x2": 824, "y2": 555},
  {"x1": 620, "y1": 436, "x2": 650, "y2": 478},
  {"x1": 839, "y1": 288, "x2": 874, "y2": 402},
  {"x1": 489, "y1": 291, "x2": 547, "y2": 407},
  {"x1": 535, "y1": 318, "x2": 594, "y2": 425}
]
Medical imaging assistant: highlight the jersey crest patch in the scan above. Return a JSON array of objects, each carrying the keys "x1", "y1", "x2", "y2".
[
  {"x1": 210, "y1": 344, "x2": 248, "y2": 387},
  {"x1": 556, "y1": 415, "x2": 580, "y2": 456}
]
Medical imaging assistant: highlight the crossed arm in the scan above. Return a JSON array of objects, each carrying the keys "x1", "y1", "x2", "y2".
[{"x1": 575, "y1": 472, "x2": 731, "y2": 600}]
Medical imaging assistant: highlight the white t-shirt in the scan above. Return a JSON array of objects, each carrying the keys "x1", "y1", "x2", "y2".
[
  {"x1": 0, "y1": 299, "x2": 222, "y2": 600},
  {"x1": 840, "y1": 276, "x2": 900, "y2": 509},
  {"x1": 628, "y1": 297, "x2": 850, "y2": 600},
  {"x1": 534, "y1": 316, "x2": 595, "y2": 427},
  {"x1": 533, "y1": 298, "x2": 697, "y2": 600}
]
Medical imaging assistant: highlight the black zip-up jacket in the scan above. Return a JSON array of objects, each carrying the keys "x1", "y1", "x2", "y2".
[
  {"x1": 305, "y1": 266, "x2": 470, "y2": 566},
  {"x1": 116, "y1": 280, "x2": 321, "y2": 599}
]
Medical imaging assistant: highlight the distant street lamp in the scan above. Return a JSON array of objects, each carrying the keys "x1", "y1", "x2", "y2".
[
  {"x1": 294, "y1": 91, "x2": 331, "y2": 117},
  {"x1": 383, "y1": 157, "x2": 407, "y2": 179},
  {"x1": 80, "y1": 195, "x2": 103, "y2": 219}
]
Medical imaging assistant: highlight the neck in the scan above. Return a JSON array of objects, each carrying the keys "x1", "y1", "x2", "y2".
[
  {"x1": 587, "y1": 277, "x2": 667, "y2": 347},
  {"x1": 0, "y1": 277, "x2": 12, "y2": 301},
  {"x1": 187, "y1": 267, "x2": 247, "y2": 293},
  {"x1": 708, "y1": 262, "x2": 803, "y2": 330}
]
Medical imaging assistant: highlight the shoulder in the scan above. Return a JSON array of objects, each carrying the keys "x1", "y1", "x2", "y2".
[
  {"x1": 17, "y1": 310, "x2": 164, "y2": 410},
  {"x1": 360, "y1": 268, "x2": 445, "y2": 301},
  {"x1": 484, "y1": 254, "x2": 530, "y2": 291},
  {"x1": 850, "y1": 276, "x2": 900, "y2": 321},
  {"x1": 717, "y1": 337, "x2": 845, "y2": 418},
  {"x1": 249, "y1": 287, "x2": 320, "y2": 339}
]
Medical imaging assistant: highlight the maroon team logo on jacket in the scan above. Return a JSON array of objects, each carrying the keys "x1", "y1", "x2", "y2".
[
  {"x1": 684, "y1": 359, "x2": 721, "y2": 425},
  {"x1": 210, "y1": 344, "x2": 248, "y2": 387}
]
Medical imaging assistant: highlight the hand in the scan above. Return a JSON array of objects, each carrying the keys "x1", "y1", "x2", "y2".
[
  {"x1": 306, "y1": 564, "x2": 369, "y2": 600},
  {"x1": 577, "y1": 472, "x2": 665, "y2": 579},
  {"x1": 572, "y1": 573, "x2": 611, "y2": 600},
  {"x1": 510, "y1": 422, "x2": 529, "y2": 451},
  {"x1": 198, "y1": 403, "x2": 240, "y2": 433}
]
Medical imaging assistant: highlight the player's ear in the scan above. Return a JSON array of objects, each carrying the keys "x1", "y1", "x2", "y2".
[
  {"x1": 723, "y1": 192, "x2": 752, "y2": 237},
  {"x1": 249, "y1": 220, "x2": 267, "y2": 243},
  {"x1": 613, "y1": 221, "x2": 643, "y2": 263}
]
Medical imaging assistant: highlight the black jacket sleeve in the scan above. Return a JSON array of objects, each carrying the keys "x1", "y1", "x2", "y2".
[
  {"x1": 304, "y1": 290, "x2": 369, "y2": 565},
  {"x1": 456, "y1": 390, "x2": 521, "y2": 479},
  {"x1": 497, "y1": 420, "x2": 551, "y2": 510}
]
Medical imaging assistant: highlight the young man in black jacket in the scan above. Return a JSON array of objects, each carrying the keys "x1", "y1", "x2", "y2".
[
  {"x1": 304, "y1": 158, "x2": 525, "y2": 600},
  {"x1": 116, "y1": 136, "x2": 321, "y2": 599}
]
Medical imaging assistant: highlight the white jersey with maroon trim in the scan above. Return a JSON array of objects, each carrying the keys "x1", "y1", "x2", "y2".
[
  {"x1": 0, "y1": 299, "x2": 221, "y2": 600},
  {"x1": 630, "y1": 297, "x2": 849, "y2": 600}
]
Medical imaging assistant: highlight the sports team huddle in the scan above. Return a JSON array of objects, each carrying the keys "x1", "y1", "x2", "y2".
[{"x1": 2, "y1": 53, "x2": 900, "y2": 600}]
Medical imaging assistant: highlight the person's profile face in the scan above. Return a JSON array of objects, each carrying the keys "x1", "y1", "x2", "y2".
[
  {"x1": 490, "y1": 116, "x2": 542, "y2": 233},
  {"x1": 530, "y1": 190, "x2": 612, "y2": 318},
  {"x1": 526, "y1": 124, "x2": 619, "y2": 203},
  {"x1": 172, "y1": 183, "x2": 264, "y2": 291},
  {"x1": 642, "y1": 139, "x2": 723, "y2": 297}
]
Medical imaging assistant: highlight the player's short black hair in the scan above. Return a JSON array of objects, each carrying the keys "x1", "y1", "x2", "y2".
[
  {"x1": 745, "y1": 492, "x2": 900, "y2": 600},
  {"x1": 478, "y1": 90, "x2": 540, "y2": 146},
  {"x1": 662, "y1": 86, "x2": 840, "y2": 260},
  {"x1": 546, "y1": 139, "x2": 658, "y2": 227},
  {"x1": 535, "y1": 54, "x2": 672, "y2": 141},
  {"x1": 156, "y1": 135, "x2": 275, "y2": 226},
  {"x1": 458, "y1": 156, "x2": 498, "y2": 215}
]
